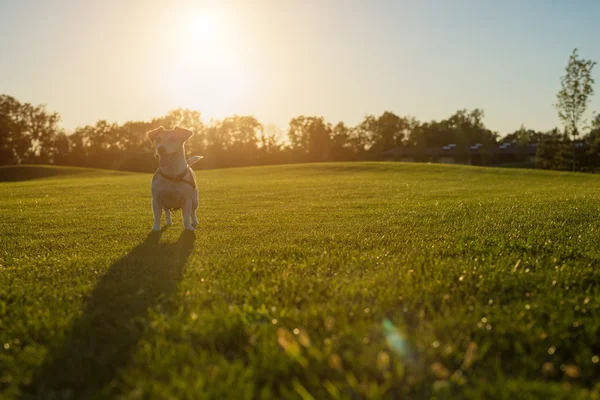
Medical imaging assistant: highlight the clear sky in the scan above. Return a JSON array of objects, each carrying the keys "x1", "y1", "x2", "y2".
[{"x1": 1, "y1": 0, "x2": 599, "y2": 135}]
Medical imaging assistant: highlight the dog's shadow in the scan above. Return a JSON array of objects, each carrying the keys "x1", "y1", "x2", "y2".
[{"x1": 24, "y1": 230, "x2": 195, "y2": 398}]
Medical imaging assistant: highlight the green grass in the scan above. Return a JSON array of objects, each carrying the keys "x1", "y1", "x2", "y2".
[{"x1": 1, "y1": 162, "x2": 600, "y2": 399}]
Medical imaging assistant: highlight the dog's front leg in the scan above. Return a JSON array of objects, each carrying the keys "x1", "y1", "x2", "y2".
[
  {"x1": 182, "y1": 199, "x2": 195, "y2": 231},
  {"x1": 152, "y1": 197, "x2": 162, "y2": 231},
  {"x1": 191, "y1": 192, "x2": 199, "y2": 227},
  {"x1": 165, "y1": 209, "x2": 172, "y2": 226}
]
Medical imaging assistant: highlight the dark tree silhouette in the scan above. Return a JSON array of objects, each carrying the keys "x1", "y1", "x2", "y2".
[
  {"x1": 0, "y1": 94, "x2": 62, "y2": 165},
  {"x1": 2, "y1": 82, "x2": 600, "y2": 173},
  {"x1": 288, "y1": 116, "x2": 332, "y2": 162}
]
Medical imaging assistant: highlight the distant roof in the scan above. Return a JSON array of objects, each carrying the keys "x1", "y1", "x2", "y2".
[{"x1": 381, "y1": 143, "x2": 539, "y2": 157}]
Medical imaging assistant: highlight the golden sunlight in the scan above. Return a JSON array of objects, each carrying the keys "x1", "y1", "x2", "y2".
[
  {"x1": 185, "y1": 13, "x2": 219, "y2": 47},
  {"x1": 160, "y1": 8, "x2": 252, "y2": 121}
]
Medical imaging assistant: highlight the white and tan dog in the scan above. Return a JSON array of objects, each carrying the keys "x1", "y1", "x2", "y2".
[{"x1": 147, "y1": 126, "x2": 202, "y2": 231}]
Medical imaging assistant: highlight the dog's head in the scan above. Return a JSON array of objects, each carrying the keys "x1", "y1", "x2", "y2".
[{"x1": 147, "y1": 126, "x2": 194, "y2": 167}]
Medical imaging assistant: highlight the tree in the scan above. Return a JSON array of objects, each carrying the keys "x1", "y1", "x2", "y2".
[
  {"x1": 0, "y1": 95, "x2": 62, "y2": 165},
  {"x1": 222, "y1": 115, "x2": 262, "y2": 167},
  {"x1": 0, "y1": 97, "x2": 17, "y2": 164},
  {"x1": 257, "y1": 124, "x2": 284, "y2": 165},
  {"x1": 555, "y1": 48, "x2": 596, "y2": 170},
  {"x1": 330, "y1": 122, "x2": 353, "y2": 161},
  {"x1": 287, "y1": 116, "x2": 332, "y2": 162},
  {"x1": 346, "y1": 124, "x2": 371, "y2": 160},
  {"x1": 406, "y1": 109, "x2": 496, "y2": 163},
  {"x1": 358, "y1": 112, "x2": 410, "y2": 155},
  {"x1": 502, "y1": 125, "x2": 544, "y2": 165},
  {"x1": 51, "y1": 132, "x2": 72, "y2": 166},
  {"x1": 584, "y1": 114, "x2": 600, "y2": 171},
  {"x1": 203, "y1": 115, "x2": 262, "y2": 168},
  {"x1": 535, "y1": 129, "x2": 572, "y2": 171},
  {"x1": 555, "y1": 49, "x2": 596, "y2": 138}
]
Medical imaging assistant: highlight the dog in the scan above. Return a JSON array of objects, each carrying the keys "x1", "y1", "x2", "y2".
[{"x1": 147, "y1": 126, "x2": 203, "y2": 231}]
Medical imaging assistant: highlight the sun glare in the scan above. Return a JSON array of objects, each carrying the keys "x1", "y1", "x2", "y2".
[
  {"x1": 161, "y1": 9, "x2": 252, "y2": 121},
  {"x1": 186, "y1": 14, "x2": 219, "y2": 44}
]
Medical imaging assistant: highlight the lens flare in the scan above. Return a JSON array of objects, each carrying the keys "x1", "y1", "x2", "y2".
[{"x1": 383, "y1": 319, "x2": 415, "y2": 363}]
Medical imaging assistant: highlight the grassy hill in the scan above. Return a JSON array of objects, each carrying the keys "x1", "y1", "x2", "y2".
[{"x1": 1, "y1": 162, "x2": 600, "y2": 399}]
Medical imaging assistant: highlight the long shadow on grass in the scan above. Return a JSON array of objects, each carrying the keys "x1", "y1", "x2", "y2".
[{"x1": 23, "y1": 229, "x2": 194, "y2": 399}]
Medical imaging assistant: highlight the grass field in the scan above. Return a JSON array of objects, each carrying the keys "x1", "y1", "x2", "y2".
[{"x1": 1, "y1": 163, "x2": 600, "y2": 399}]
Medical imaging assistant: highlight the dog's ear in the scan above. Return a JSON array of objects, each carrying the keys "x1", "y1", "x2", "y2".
[
  {"x1": 174, "y1": 126, "x2": 194, "y2": 142},
  {"x1": 147, "y1": 126, "x2": 165, "y2": 142}
]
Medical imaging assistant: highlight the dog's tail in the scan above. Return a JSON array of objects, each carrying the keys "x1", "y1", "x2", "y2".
[{"x1": 187, "y1": 156, "x2": 203, "y2": 166}]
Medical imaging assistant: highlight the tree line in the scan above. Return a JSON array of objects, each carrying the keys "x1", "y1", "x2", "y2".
[{"x1": 1, "y1": 49, "x2": 597, "y2": 173}]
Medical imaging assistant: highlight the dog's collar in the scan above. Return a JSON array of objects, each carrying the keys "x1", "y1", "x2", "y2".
[{"x1": 157, "y1": 167, "x2": 196, "y2": 188}]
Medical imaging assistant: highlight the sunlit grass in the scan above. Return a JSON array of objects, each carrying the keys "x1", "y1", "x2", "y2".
[{"x1": 1, "y1": 162, "x2": 600, "y2": 399}]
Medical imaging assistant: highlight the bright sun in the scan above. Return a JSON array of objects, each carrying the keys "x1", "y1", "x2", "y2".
[
  {"x1": 186, "y1": 14, "x2": 219, "y2": 44},
  {"x1": 162, "y1": 9, "x2": 252, "y2": 121}
]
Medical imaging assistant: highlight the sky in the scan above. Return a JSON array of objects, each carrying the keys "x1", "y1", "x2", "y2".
[{"x1": 1, "y1": 0, "x2": 599, "y2": 135}]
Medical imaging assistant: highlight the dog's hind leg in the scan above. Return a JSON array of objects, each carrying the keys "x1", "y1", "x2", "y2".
[
  {"x1": 152, "y1": 197, "x2": 162, "y2": 231},
  {"x1": 182, "y1": 199, "x2": 195, "y2": 231},
  {"x1": 165, "y1": 209, "x2": 172, "y2": 226}
]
